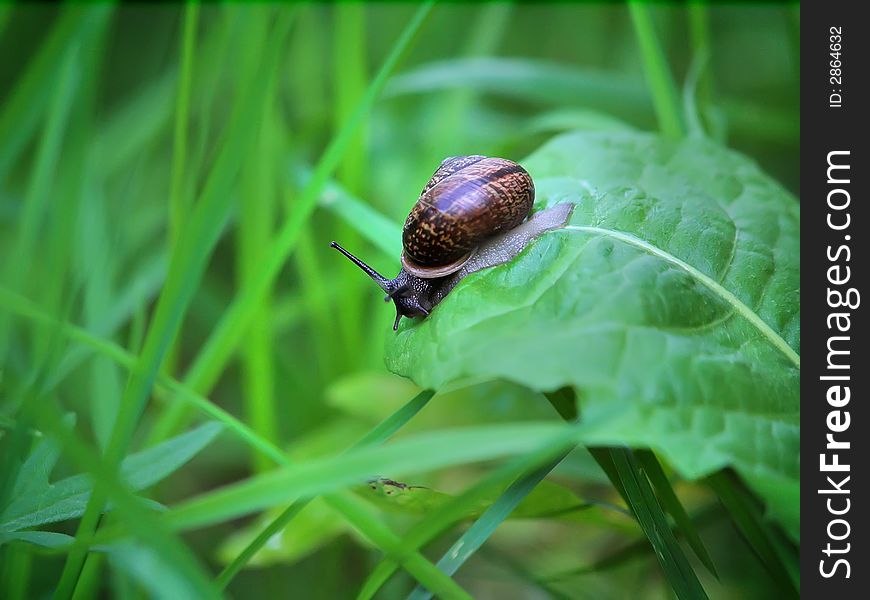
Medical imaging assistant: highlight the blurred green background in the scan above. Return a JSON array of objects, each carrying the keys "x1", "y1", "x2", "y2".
[{"x1": 0, "y1": 2, "x2": 798, "y2": 599}]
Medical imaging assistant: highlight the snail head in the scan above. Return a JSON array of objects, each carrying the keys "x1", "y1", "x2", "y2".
[{"x1": 330, "y1": 241, "x2": 435, "y2": 330}]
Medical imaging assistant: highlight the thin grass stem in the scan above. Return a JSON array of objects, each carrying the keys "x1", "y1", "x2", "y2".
[{"x1": 628, "y1": 2, "x2": 685, "y2": 138}]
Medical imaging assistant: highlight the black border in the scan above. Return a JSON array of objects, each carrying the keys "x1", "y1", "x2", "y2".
[{"x1": 801, "y1": 1, "x2": 868, "y2": 595}]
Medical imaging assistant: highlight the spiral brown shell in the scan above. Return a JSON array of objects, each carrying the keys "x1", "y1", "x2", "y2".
[{"x1": 401, "y1": 156, "x2": 535, "y2": 277}]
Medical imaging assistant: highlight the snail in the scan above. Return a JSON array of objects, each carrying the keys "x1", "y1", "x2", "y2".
[{"x1": 331, "y1": 155, "x2": 573, "y2": 331}]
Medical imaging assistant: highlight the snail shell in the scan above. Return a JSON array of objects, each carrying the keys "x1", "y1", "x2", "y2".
[
  {"x1": 330, "y1": 155, "x2": 572, "y2": 331},
  {"x1": 400, "y1": 156, "x2": 535, "y2": 278}
]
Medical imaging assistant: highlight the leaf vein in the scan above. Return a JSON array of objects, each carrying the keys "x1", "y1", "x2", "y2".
[
  {"x1": 562, "y1": 226, "x2": 800, "y2": 368},
  {"x1": 717, "y1": 224, "x2": 739, "y2": 283}
]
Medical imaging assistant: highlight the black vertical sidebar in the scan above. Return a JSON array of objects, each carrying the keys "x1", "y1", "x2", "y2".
[{"x1": 802, "y1": 1, "x2": 868, "y2": 597}]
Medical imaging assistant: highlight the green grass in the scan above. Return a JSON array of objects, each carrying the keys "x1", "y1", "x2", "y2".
[
  {"x1": 146, "y1": 1, "x2": 434, "y2": 445},
  {"x1": 629, "y1": 1, "x2": 685, "y2": 138},
  {"x1": 0, "y1": 3, "x2": 798, "y2": 598},
  {"x1": 215, "y1": 389, "x2": 435, "y2": 589}
]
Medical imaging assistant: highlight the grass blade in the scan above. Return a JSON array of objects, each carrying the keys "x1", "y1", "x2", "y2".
[
  {"x1": 635, "y1": 449, "x2": 717, "y2": 577},
  {"x1": 0, "y1": 287, "x2": 287, "y2": 468},
  {"x1": 609, "y1": 448, "x2": 707, "y2": 600},
  {"x1": 0, "y1": 540, "x2": 32, "y2": 600},
  {"x1": 353, "y1": 390, "x2": 434, "y2": 446},
  {"x1": 147, "y1": 0, "x2": 435, "y2": 443},
  {"x1": 628, "y1": 2, "x2": 685, "y2": 138},
  {"x1": 215, "y1": 390, "x2": 435, "y2": 589},
  {"x1": 48, "y1": 254, "x2": 165, "y2": 390},
  {"x1": 386, "y1": 57, "x2": 653, "y2": 123},
  {"x1": 331, "y1": 2, "x2": 369, "y2": 365},
  {"x1": 236, "y1": 66, "x2": 282, "y2": 472},
  {"x1": 1, "y1": 45, "x2": 79, "y2": 365},
  {"x1": 92, "y1": 11, "x2": 234, "y2": 176},
  {"x1": 706, "y1": 471, "x2": 798, "y2": 594},
  {"x1": 214, "y1": 502, "x2": 307, "y2": 589},
  {"x1": 167, "y1": 0, "x2": 199, "y2": 253},
  {"x1": 94, "y1": 386, "x2": 467, "y2": 598},
  {"x1": 0, "y1": 6, "x2": 111, "y2": 180},
  {"x1": 543, "y1": 504, "x2": 722, "y2": 581},
  {"x1": 386, "y1": 56, "x2": 794, "y2": 144},
  {"x1": 163, "y1": 423, "x2": 573, "y2": 532},
  {"x1": 0, "y1": 293, "x2": 448, "y2": 600},
  {"x1": 53, "y1": 13, "x2": 285, "y2": 593},
  {"x1": 327, "y1": 492, "x2": 473, "y2": 600},
  {"x1": 159, "y1": 0, "x2": 201, "y2": 385},
  {"x1": 313, "y1": 171, "x2": 403, "y2": 259},
  {"x1": 407, "y1": 452, "x2": 572, "y2": 600},
  {"x1": 105, "y1": 540, "x2": 209, "y2": 600},
  {"x1": 356, "y1": 436, "x2": 577, "y2": 600},
  {"x1": 24, "y1": 372, "x2": 453, "y2": 600},
  {"x1": 1, "y1": 422, "x2": 222, "y2": 533},
  {"x1": 24, "y1": 398, "x2": 219, "y2": 600},
  {"x1": 0, "y1": 277, "x2": 441, "y2": 594}
]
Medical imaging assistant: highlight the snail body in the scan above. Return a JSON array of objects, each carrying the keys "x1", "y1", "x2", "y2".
[{"x1": 331, "y1": 156, "x2": 573, "y2": 330}]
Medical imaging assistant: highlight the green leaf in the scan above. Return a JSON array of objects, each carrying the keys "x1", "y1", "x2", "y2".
[
  {"x1": 386, "y1": 131, "x2": 799, "y2": 540},
  {"x1": 9, "y1": 414, "x2": 74, "y2": 501},
  {"x1": 118, "y1": 422, "x2": 223, "y2": 490},
  {"x1": 0, "y1": 422, "x2": 222, "y2": 534},
  {"x1": 0, "y1": 530, "x2": 76, "y2": 548}
]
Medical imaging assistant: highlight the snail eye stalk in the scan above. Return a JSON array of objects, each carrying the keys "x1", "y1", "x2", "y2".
[{"x1": 330, "y1": 241, "x2": 392, "y2": 293}]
